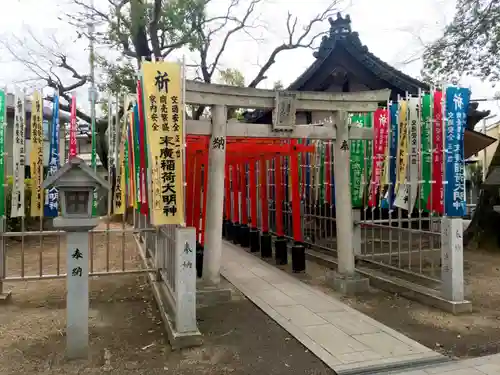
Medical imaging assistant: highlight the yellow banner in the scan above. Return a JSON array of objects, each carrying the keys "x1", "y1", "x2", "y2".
[
  {"x1": 395, "y1": 100, "x2": 408, "y2": 193},
  {"x1": 380, "y1": 133, "x2": 389, "y2": 186},
  {"x1": 114, "y1": 112, "x2": 127, "y2": 214},
  {"x1": 30, "y1": 91, "x2": 43, "y2": 217},
  {"x1": 142, "y1": 61, "x2": 185, "y2": 225}
]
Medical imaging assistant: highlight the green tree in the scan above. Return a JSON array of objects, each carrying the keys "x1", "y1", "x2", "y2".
[
  {"x1": 219, "y1": 68, "x2": 245, "y2": 87},
  {"x1": 423, "y1": 0, "x2": 500, "y2": 245},
  {"x1": 273, "y1": 80, "x2": 284, "y2": 90},
  {"x1": 423, "y1": 0, "x2": 500, "y2": 83},
  {"x1": 218, "y1": 68, "x2": 245, "y2": 120},
  {"x1": 5, "y1": 0, "x2": 340, "y2": 167}
]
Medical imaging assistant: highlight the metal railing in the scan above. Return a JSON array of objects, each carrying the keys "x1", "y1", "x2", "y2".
[{"x1": 0, "y1": 221, "x2": 154, "y2": 283}]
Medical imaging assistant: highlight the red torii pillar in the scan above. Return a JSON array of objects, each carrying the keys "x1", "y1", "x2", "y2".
[
  {"x1": 274, "y1": 153, "x2": 288, "y2": 265},
  {"x1": 230, "y1": 161, "x2": 241, "y2": 244},
  {"x1": 223, "y1": 162, "x2": 231, "y2": 237},
  {"x1": 290, "y1": 139, "x2": 306, "y2": 272},
  {"x1": 214, "y1": 138, "x2": 314, "y2": 270},
  {"x1": 248, "y1": 158, "x2": 260, "y2": 252},
  {"x1": 238, "y1": 160, "x2": 251, "y2": 247}
]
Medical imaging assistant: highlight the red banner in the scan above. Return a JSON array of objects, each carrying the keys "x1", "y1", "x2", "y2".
[
  {"x1": 69, "y1": 95, "x2": 77, "y2": 159},
  {"x1": 368, "y1": 108, "x2": 389, "y2": 207},
  {"x1": 137, "y1": 79, "x2": 149, "y2": 215},
  {"x1": 325, "y1": 141, "x2": 331, "y2": 204},
  {"x1": 128, "y1": 114, "x2": 135, "y2": 207},
  {"x1": 427, "y1": 91, "x2": 444, "y2": 214}
]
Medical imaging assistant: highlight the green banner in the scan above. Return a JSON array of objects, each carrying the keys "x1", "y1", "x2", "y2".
[
  {"x1": 420, "y1": 94, "x2": 432, "y2": 210},
  {"x1": 350, "y1": 114, "x2": 366, "y2": 207},
  {"x1": 0, "y1": 90, "x2": 5, "y2": 217}
]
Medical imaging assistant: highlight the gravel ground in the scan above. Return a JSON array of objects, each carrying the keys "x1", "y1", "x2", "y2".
[{"x1": 0, "y1": 226, "x2": 336, "y2": 375}]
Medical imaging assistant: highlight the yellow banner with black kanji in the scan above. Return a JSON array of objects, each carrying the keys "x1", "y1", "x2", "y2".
[
  {"x1": 395, "y1": 100, "x2": 408, "y2": 194},
  {"x1": 114, "y1": 120, "x2": 127, "y2": 214},
  {"x1": 141, "y1": 61, "x2": 184, "y2": 225},
  {"x1": 30, "y1": 90, "x2": 44, "y2": 217}
]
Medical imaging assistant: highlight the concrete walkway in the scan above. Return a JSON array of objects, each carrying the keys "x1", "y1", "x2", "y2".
[
  {"x1": 220, "y1": 241, "x2": 446, "y2": 374},
  {"x1": 391, "y1": 354, "x2": 500, "y2": 374}
]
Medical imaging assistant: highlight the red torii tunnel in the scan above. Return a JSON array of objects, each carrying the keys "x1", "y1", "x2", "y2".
[{"x1": 185, "y1": 135, "x2": 316, "y2": 276}]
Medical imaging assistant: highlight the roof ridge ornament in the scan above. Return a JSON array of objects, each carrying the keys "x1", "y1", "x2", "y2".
[
  {"x1": 313, "y1": 13, "x2": 363, "y2": 59},
  {"x1": 329, "y1": 13, "x2": 351, "y2": 36}
]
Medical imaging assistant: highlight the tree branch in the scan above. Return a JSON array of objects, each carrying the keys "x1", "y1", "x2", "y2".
[
  {"x1": 149, "y1": 0, "x2": 163, "y2": 58},
  {"x1": 207, "y1": 0, "x2": 261, "y2": 78},
  {"x1": 248, "y1": 1, "x2": 338, "y2": 88}
]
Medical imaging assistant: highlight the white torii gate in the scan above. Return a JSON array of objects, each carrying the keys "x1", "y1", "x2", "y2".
[{"x1": 183, "y1": 81, "x2": 390, "y2": 293}]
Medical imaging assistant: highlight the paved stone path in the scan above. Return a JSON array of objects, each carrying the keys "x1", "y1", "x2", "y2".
[
  {"x1": 220, "y1": 241, "x2": 446, "y2": 374},
  {"x1": 391, "y1": 354, "x2": 500, "y2": 374}
]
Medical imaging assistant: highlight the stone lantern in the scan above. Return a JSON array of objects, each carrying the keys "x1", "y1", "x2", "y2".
[
  {"x1": 42, "y1": 156, "x2": 110, "y2": 359},
  {"x1": 42, "y1": 157, "x2": 110, "y2": 231}
]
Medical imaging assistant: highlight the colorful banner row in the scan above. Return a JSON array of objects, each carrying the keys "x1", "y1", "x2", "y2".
[
  {"x1": 0, "y1": 79, "x2": 468, "y2": 221},
  {"x1": 285, "y1": 88, "x2": 469, "y2": 217},
  {"x1": 0, "y1": 89, "x2": 61, "y2": 219},
  {"x1": 111, "y1": 61, "x2": 185, "y2": 226}
]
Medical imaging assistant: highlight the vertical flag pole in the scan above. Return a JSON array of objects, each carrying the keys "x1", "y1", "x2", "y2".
[
  {"x1": 88, "y1": 0, "x2": 98, "y2": 217},
  {"x1": 0, "y1": 87, "x2": 8, "y2": 300}
]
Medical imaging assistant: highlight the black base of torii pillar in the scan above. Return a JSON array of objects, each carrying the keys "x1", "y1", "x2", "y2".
[
  {"x1": 260, "y1": 232, "x2": 272, "y2": 258},
  {"x1": 249, "y1": 228, "x2": 260, "y2": 253}
]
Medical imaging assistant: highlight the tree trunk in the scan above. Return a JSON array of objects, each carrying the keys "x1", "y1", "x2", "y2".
[{"x1": 464, "y1": 141, "x2": 500, "y2": 248}]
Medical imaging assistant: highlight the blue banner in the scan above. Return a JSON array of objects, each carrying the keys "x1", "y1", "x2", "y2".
[
  {"x1": 44, "y1": 94, "x2": 60, "y2": 217},
  {"x1": 444, "y1": 86, "x2": 469, "y2": 217},
  {"x1": 382, "y1": 102, "x2": 399, "y2": 209}
]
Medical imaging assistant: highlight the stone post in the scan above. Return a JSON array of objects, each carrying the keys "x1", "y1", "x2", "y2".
[
  {"x1": 66, "y1": 230, "x2": 90, "y2": 359},
  {"x1": 329, "y1": 111, "x2": 368, "y2": 294},
  {"x1": 175, "y1": 227, "x2": 198, "y2": 334},
  {"x1": 202, "y1": 105, "x2": 227, "y2": 286},
  {"x1": 441, "y1": 217, "x2": 465, "y2": 302}
]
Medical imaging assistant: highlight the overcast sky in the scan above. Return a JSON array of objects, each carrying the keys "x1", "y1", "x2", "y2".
[{"x1": 1, "y1": 0, "x2": 499, "y2": 127}]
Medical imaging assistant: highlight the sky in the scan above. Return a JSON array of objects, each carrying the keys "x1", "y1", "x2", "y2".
[{"x1": 0, "y1": 0, "x2": 499, "y2": 128}]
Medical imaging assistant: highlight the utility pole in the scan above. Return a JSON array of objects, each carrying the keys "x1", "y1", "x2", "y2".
[{"x1": 88, "y1": 0, "x2": 99, "y2": 215}]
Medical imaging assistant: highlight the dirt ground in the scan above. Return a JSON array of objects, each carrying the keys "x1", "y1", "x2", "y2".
[
  {"x1": 263, "y1": 246, "x2": 500, "y2": 359},
  {"x1": 0, "y1": 226, "x2": 335, "y2": 375}
]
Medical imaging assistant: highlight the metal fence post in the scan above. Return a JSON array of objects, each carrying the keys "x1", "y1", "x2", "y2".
[
  {"x1": 155, "y1": 227, "x2": 165, "y2": 282},
  {"x1": 0, "y1": 217, "x2": 8, "y2": 300},
  {"x1": 352, "y1": 209, "x2": 362, "y2": 257}
]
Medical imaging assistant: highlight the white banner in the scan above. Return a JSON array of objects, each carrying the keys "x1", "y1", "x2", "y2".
[
  {"x1": 11, "y1": 89, "x2": 26, "y2": 217},
  {"x1": 394, "y1": 97, "x2": 420, "y2": 212}
]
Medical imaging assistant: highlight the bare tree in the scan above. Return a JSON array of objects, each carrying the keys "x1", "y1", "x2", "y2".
[
  {"x1": 0, "y1": 28, "x2": 114, "y2": 167},
  {"x1": 3, "y1": 0, "x2": 341, "y2": 166}
]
